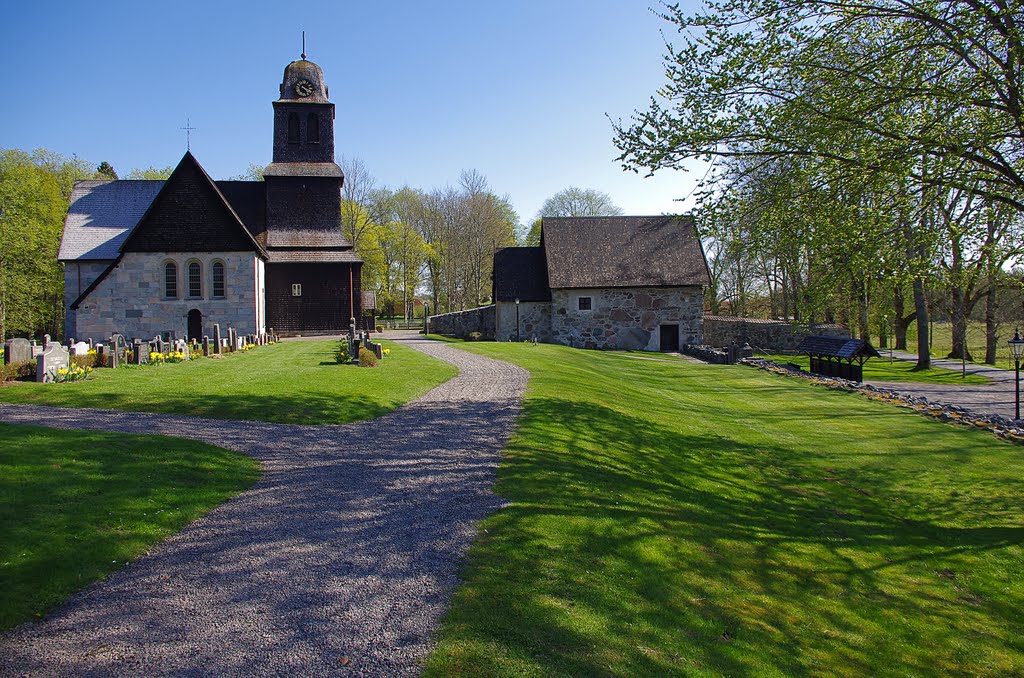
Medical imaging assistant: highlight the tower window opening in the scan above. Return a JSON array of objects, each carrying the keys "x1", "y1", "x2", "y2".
[
  {"x1": 307, "y1": 113, "x2": 320, "y2": 143},
  {"x1": 288, "y1": 113, "x2": 300, "y2": 143}
]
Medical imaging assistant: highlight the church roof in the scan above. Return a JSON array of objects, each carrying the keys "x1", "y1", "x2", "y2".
[
  {"x1": 60, "y1": 174, "x2": 271, "y2": 262},
  {"x1": 541, "y1": 216, "x2": 711, "y2": 289},
  {"x1": 58, "y1": 180, "x2": 165, "y2": 260}
]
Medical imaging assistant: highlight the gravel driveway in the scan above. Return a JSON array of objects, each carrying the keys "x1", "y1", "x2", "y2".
[{"x1": 0, "y1": 337, "x2": 528, "y2": 676}]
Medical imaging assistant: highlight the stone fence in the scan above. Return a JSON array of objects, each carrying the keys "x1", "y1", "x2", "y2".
[
  {"x1": 428, "y1": 305, "x2": 496, "y2": 340},
  {"x1": 704, "y1": 315, "x2": 849, "y2": 352}
]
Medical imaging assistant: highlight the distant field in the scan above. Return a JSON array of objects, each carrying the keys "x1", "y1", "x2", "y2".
[{"x1": 877, "y1": 321, "x2": 1020, "y2": 366}]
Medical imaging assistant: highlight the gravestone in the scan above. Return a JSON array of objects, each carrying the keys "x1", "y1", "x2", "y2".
[
  {"x1": 88, "y1": 339, "x2": 94, "y2": 349},
  {"x1": 72, "y1": 341, "x2": 90, "y2": 356},
  {"x1": 4, "y1": 338, "x2": 32, "y2": 366},
  {"x1": 110, "y1": 334, "x2": 128, "y2": 367},
  {"x1": 36, "y1": 342, "x2": 70, "y2": 383},
  {"x1": 213, "y1": 324, "x2": 223, "y2": 355},
  {"x1": 228, "y1": 328, "x2": 237, "y2": 352},
  {"x1": 202, "y1": 336, "x2": 210, "y2": 357},
  {"x1": 43, "y1": 334, "x2": 51, "y2": 349}
]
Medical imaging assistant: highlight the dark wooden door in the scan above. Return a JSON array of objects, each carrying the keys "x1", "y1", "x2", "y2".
[
  {"x1": 660, "y1": 324, "x2": 679, "y2": 352},
  {"x1": 187, "y1": 309, "x2": 202, "y2": 341}
]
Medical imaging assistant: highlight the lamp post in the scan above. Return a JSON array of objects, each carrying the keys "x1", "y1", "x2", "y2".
[
  {"x1": 515, "y1": 298, "x2": 521, "y2": 342},
  {"x1": 1009, "y1": 329, "x2": 1024, "y2": 420}
]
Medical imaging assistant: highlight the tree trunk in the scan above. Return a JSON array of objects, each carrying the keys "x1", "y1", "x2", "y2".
[
  {"x1": 893, "y1": 285, "x2": 912, "y2": 350},
  {"x1": 948, "y1": 287, "x2": 973, "y2": 361},
  {"x1": 912, "y1": 276, "x2": 930, "y2": 370},
  {"x1": 985, "y1": 280, "x2": 999, "y2": 364}
]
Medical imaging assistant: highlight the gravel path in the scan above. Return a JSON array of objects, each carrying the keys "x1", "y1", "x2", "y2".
[{"x1": 0, "y1": 337, "x2": 528, "y2": 676}]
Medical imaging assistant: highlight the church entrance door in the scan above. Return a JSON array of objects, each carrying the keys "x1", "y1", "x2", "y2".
[
  {"x1": 659, "y1": 324, "x2": 680, "y2": 352},
  {"x1": 187, "y1": 309, "x2": 202, "y2": 342}
]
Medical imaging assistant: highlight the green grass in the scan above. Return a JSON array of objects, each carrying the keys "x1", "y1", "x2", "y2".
[
  {"x1": 0, "y1": 423, "x2": 259, "y2": 632},
  {"x1": 0, "y1": 340, "x2": 456, "y2": 425},
  {"x1": 425, "y1": 340, "x2": 1024, "y2": 676},
  {"x1": 761, "y1": 353, "x2": 991, "y2": 385}
]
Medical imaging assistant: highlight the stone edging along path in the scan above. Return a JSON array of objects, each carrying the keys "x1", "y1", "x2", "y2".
[
  {"x1": 743, "y1": 357, "x2": 1024, "y2": 445},
  {"x1": 0, "y1": 338, "x2": 529, "y2": 677}
]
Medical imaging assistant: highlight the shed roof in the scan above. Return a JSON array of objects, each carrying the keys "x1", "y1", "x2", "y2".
[
  {"x1": 493, "y1": 247, "x2": 551, "y2": 302},
  {"x1": 798, "y1": 336, "x2": 881, "y2": 360},
  {"x1": 541, "y1": 216, "x2": 711, "y2": 289}
]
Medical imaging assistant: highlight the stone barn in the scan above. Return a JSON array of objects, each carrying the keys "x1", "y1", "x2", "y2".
[{"x1": 493, "y1": 215, "x2": 710, "y2": 351}]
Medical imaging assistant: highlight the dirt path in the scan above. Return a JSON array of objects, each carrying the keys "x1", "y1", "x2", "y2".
[{"x1": 0, "y1": 337, "x2": 528, "y2": 676}]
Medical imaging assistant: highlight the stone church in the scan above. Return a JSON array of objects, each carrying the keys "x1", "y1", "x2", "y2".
[{"x1": 59, "y1": 55, "x2": 363, "y2": 343}]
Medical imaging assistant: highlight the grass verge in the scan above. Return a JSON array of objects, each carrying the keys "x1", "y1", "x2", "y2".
[
  {"x1": 761, "y1": 353, "x2": 990, "y2": 384},
  {"x1": 426, "y1": 340, "x2": 1024, "y2": 676},
  {"x1": 0, "y1": 339, "x2": 456, "y2": 425},
  {"x1": 0, "y1": 423, "x2": 260, "y2": 632}
]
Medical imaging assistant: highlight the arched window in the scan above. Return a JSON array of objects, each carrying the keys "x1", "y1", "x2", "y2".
[
  {"x1": 288, "y1": 113, "x2": 300, "y2": 143},
  {"x1": 212, "y1": 261, "x2": 225, "y2": 298},
  {"x1": 307, "y1": 113, "x2": 320, "y2": 143},
  {"x1": 164, "y1": 262, "x2": 178, "y2": 299},
  {"x1": 187, "y1": 261, "x2": 202, "y2": 298}
]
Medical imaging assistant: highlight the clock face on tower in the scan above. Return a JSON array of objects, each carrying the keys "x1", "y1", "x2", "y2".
[{"x1": 294, "y1": 79, "x2": 314, "y2": 97}]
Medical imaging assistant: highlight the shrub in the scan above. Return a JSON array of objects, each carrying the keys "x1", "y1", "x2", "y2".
[
  {"x1": 358, "y1": 347, "x2": 377, "y2": 367},
  {"x1": 0, "y1": 361, "x2": 34, "y2": 383},
  {"x1": 468, "y1": 332, "x2": 482, "y2": 341},
  {"x1": 375, "y1": 325, "x2": 383, "y2": 333},
  {"x1": 71, "y1": 351, "x2": 97, "y2": 369},
  {"x1": 336, "y1": 341, "x2": 351, "y2": 364}
]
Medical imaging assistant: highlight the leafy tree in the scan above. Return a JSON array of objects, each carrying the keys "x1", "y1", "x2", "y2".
[
  {"x1": 231, "y1": 163, "x2": 265, "y2": 181},
  {"x1": 96, "y1": 161, "x2": 118, "y2": 180},
  {"x1": 126, "y1": 165, "x2": 174, "y2": 180},
  {"x1": 0, "y1": 150, "x2": 67, "y2": 340},
  {"x1": 538, "y1": 186, "x2": 623, "y2": 217},
  {"x1": 523, "y1": 218, "x2": 542, "y2": 247}
]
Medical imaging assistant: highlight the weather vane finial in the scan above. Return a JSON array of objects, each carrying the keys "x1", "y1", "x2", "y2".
[{"x1": 301, "y1": 31, "x2": 306, "y2": 60}]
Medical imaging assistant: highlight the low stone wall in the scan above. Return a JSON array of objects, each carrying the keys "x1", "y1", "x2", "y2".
[
  {"x1": 428, "y1": 305, "x2": 496, "y2": 340},
  {"x1": 704, "y1": 315, "x2": 849, "y2": 352}
]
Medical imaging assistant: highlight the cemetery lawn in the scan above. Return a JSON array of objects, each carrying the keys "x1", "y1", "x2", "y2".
[
  {"x1": 0, "y1": 340, "x2": 456, "y2": 425},
  {"x1": 0, "y1": 422, "x2": 259, "y2": 632},
  {"x1": 761, "y1": 353, "x2": 990, "y2": 384},
  {"x1": 425, "y1": 340, "x2": 1024, "y2": 676}
]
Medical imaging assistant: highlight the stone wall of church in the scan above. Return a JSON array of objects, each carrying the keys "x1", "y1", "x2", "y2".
[
  {"x1": 550, "y1": 286, "x2": 705, "y2": 351},
  {"x1": 73, "y1": 251, "x2": 264, "y2": 343},
  {"x1": 63, "y1": 261, "x2": 113, "y2": 341}
]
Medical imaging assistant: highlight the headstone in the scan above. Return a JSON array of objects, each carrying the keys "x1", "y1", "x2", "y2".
[
  {"x1": 72, "y1": 341, "x2": 90, "y2": 356},
  {"x1": 97, "y1": 344, "x2": 109, "y2": 368},
  {"x1": 110, "y1": 334, "x2": 127, "y2": 366},
  {"x1": 43, "y1": 334, "x2": 51, "y2": 349},
  {"x1": 228, "y1": 328, "x2": 237, "y2": 352},
  {"x1": 213, "y1": 324, "x2": 223, "y2": 355},
  {"x1": 3, "y1": 338, "x2": 32, "y2": 366},
  {"x1": 202, "y1": 336, "x2": 210, "y2": 357},
  {"x1": 88, "y1": 338, "x2": 94, "y2": 349},
  {"x1": 36, "y1": 342, "x2": 70, "y2": 383}
]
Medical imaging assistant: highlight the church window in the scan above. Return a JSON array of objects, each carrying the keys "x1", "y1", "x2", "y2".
[
  {"x1": 288, "y1": 113, "x2": 300, "y2": 143},
  {"x1": 188, "y1": 261, "x2": 202, "y2": 298},
  {"x1": 212, "y1": 261, "x2": 225, "y2": 298},
  {"x1": 307, "y1": 113, "x2": 320, "y2": 143},
  {"x1": 164, "y1": 262, "x2": 178, "y2": 299}
]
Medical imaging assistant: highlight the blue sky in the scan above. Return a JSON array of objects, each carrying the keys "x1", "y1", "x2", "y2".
[{"x1": 1, "y1": 0, "x2": 705, "y2": 228}]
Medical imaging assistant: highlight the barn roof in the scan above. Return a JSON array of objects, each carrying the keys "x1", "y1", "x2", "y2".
[
  {"x1": 541, "y1": 216, "x2": 711, "y2": 289},
  {"x1": 493, "y1": 247, "x2": 551, "y2": 302}
]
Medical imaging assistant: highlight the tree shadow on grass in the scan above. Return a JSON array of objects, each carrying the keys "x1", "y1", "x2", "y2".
[{"x1": 432, "y1": 396, "x2": 1024, "y2": 676}]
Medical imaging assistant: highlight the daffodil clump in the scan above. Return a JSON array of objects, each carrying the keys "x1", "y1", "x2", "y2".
[
  {"x1": 54, "y1": 364, "x2": 92, "y2": 383},
  {"x1": 148, "y1": 351, "x2": 187, "y2": 365}
]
